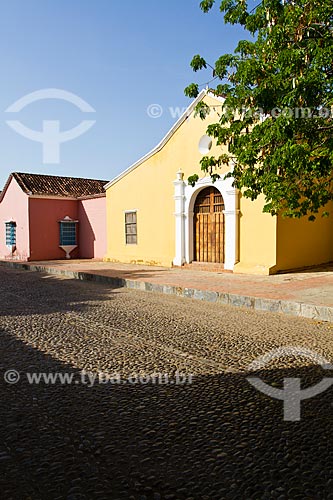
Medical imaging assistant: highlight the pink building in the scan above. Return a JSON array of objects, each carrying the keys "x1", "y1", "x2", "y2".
[{"x1": 0, "y1": 172, "x2": 107, "y2": 261}]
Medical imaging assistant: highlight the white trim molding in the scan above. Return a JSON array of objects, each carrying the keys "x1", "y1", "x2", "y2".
[
  {"x1": 105, "y1": 90, "x2": 225, "y2": 190},
  {"x1": 173, "y1": 174, "x2": 239, "y2": 271},
  {"x1": 172, "y1": 170, "x2": 186, "y2": 266}
]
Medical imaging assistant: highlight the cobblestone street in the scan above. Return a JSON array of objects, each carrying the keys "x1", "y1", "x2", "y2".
[{"x1": 0, "y1": 267, "x2": 332, "y2": 499}]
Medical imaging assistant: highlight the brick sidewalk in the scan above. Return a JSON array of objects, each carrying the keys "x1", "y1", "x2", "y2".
[{"x1": 1, "y1": 259, "x2": 333, "y2": 321}]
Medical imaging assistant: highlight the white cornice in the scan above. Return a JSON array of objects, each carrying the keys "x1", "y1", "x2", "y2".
[{"x1": 105, "y1": 90, "x2": 225, "y2": 190}]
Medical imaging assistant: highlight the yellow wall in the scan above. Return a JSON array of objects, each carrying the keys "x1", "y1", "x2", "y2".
[
  {"x1": 235, "y1": 195, "x2": 277, "y2": 275},
  {"x1": 105, "y1": 152, "x2": 176, "y2": 266},
  {"x1": 105, "y1": 93, "x2": 333, "y2": 274},
  {"x1": 276, "y1": 206, "x2": 333, "y2": 272},
  {"x1": 106, "y1": 95, "x2": 231, "y2": 267}
]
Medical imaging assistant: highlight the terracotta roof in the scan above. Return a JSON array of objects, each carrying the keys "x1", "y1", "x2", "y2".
[{"x1": 10, "y1": 172, "x2": 108, "y2": 198}]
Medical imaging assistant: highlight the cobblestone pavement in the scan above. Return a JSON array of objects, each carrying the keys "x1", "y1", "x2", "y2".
[{"x1": 0, "y1": 267, "x2": 332, "y2": 500}]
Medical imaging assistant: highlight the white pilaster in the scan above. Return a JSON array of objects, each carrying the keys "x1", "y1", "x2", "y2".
[
  {"x1": 223, "y1": 188, "x2": 240, "y2": 270},
  {"x1": 173, "y1": 170, "x2": 186, "y2": 266},
  {"x1": 223, "y1": 210, "x2": 239, "y2": 270}
]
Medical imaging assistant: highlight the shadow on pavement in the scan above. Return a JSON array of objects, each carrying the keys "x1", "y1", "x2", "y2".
[
  {"x1": 0, "y1": 328, "x2": 332, "y2": 500},
  {"x1": 0, "y1": 267, "x2": 123, "y2": 317}
]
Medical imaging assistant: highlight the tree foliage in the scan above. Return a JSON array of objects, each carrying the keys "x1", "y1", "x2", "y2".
[{"x1": 185, "y1": 0, "x2": 333, "y2": 218}]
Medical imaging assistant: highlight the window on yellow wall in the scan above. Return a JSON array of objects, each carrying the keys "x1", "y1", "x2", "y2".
[{"x1": 125, "y1": 212, "x2": 137, "y2": 244}]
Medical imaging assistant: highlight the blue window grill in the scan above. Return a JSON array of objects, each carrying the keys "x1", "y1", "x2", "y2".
[
  {"x1": 59, "y1": 221, "x2": 77, "y2": 246},
  {"x1": 5, "y1": 222, "x2": 16, "y2": 246}
]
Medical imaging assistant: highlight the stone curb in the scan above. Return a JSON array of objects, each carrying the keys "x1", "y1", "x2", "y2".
[{"x1": 1, "y1": 261, "x2": 333, "y2": 322}]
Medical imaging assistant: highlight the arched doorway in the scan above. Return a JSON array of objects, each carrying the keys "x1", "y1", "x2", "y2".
[{"x1": 193, "y1": 186, "x2": 225, "y2": 263}]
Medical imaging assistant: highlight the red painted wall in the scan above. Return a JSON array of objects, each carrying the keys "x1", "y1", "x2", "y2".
[
  {"x1": 28, "y1": 198, "x2": 79, "y2": 261},
  {"x1": 78, "y1": 196, "x2": 106, "y2": 258},
  {"x1": 1, "y1": 184, "x2": 106, "y2": 261},
  {"x1": 0, "y1": 177, "x2": 30, "y2": 260}
]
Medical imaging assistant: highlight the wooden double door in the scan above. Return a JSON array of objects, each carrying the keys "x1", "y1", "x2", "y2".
[{"x1": 193, "y1": 187, "x2": 225, "y2": 263}]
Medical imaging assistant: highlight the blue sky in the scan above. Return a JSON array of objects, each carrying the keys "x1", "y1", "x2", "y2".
[{"x1": 0, "y1": 0, "x2": 247, "y2": 187}]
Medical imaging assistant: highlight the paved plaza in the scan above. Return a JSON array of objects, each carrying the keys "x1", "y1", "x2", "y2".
[
  {"x1": 0, "y1": 267, "x2": 332, "y2": 499},
  {"x1": 2, "y1": 260, "x2": 333, "y2": 322}
]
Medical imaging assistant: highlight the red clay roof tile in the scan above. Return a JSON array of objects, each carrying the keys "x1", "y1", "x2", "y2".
[{"x1": 11, "y1": 172, "x2": 108, "y2": 198}]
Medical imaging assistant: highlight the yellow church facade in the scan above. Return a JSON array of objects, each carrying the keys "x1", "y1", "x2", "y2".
[{"x1": 105, "y1": 90, "x2": 333, "y2": 275}]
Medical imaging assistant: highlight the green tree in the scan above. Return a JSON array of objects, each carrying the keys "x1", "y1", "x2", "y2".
[{"x1": 185, "y1": 0, "x2": 333, "y2": 219}]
